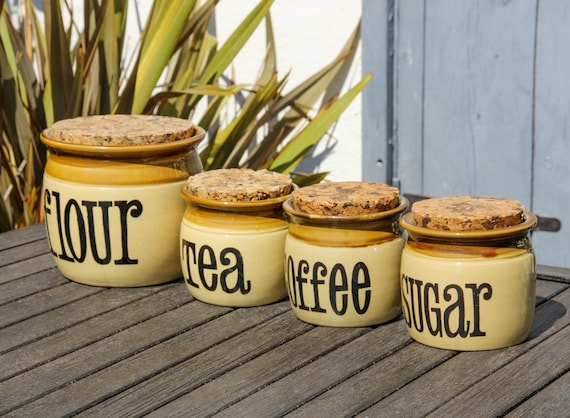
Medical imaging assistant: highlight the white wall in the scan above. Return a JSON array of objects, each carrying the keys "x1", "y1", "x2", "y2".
[
  {"x1": 15, "y1": 0, "x2": 363, "y2": 181},
  {"x1": 211, "y1": 0, "x2": 363, "y2": 181}
]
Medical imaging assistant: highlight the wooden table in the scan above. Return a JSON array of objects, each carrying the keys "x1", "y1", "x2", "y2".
[{"x1": 1, "y1": 223, "x2": 569, "y2": 417}]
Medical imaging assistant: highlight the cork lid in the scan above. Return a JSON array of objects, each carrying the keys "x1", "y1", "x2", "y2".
[
  {"x1": 410, "y1": 196, "x2": 525, "y2": 231},
  {"x1": 184, "y1": 169, "x2": 294, "y2": 202},
  {"x1": 43, "y1": 115, "x2": 198, "y2": 146},
  {"x1": 290, "y1": 181, "x2": 400, "y2": 216}
]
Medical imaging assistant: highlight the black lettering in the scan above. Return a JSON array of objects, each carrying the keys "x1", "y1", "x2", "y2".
[
  {"x1": 352, "y1": 262, "x2": 371, "y2": 314},
  {"x1": 114, "y1": 200, "x2": 142, "y2": 265},
  {"x1": 83, "y1": 200, "x2": 112, "y2": 265},
  {"x1": 466, "y1": 283, "x2": 492, "y2": 337},
  {"x1": 410, "y1": 278, "x2": 424, "y2": 332},
  {"x1": 330, "y1": 264, "x2": 348, "y2": 315},
  {"x1": 310, "y1": 262, "x2": 327, "y2": 313},
  {"x1": 220, "y1": 247, "x2": 249, "y2": 294},
  {"x1": 295, "y1": 259, "x2": 311, "y2": 311},
  {"x1": 424, "y1": 282, "x2": 442, "y2": 337},
  {"x1": 401, "y1": 274, "x2": 412, "y2": 327},
  {"x1": 182, "y1": 240, "x2": 199, "y2": 288},
  {"x1": 48, "y1": 190, "x2": 74, "y2": 261},
  {"x1": 44, "y1": 190, "x2": 57, "y2": 257},
  {"x1": 443, "y1": 284, "x2": 469, "y2": 338},
  {"x1": 286, "y1": 256, "x2": 298, "y2": 306},
  {"x1": 198, "y1": 245, "x2": 218, "y2": 291},
  {"x1": 64, "y1": 199, "x2": 87, "y2": 262}
]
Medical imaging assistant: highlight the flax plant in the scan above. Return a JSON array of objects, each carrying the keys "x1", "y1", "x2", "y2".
[{"x1": 0, "y1": 0, "x2": 369, "y2": 232}]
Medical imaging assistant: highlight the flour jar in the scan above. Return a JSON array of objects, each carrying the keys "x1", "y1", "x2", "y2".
[
  {"x1": 41, "y1": 115, "x2": 204, "y2": 287},
  {"x1": 399, "y1": 196, "x2": 537, "y2": 351},
  {"x1": 180, "y1": 169, "x2": 294, "y2": 307},
  {"x1": 283, "y1": 182, "x2": 408, "y2": 327}
]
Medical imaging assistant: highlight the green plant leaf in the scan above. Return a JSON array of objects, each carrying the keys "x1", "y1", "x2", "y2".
[
  {"x1": 44, "y1": 0, "x2": 74, "y2": 121},
  {"x1": 199, "y1": 0, "x2": 273, "y2": 85},
  {"x1": 269, "y1": 73, "x2": 372, "y2": 174},
  {"x1": 0, "y1": 0, "x2": 365, "y2": 232}
]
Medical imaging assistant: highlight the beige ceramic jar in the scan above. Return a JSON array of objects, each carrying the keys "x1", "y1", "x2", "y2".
[
  {"x1": 283, "y1": 181, "x2": 408, "y2": 327},
  {"x1": 41, "y1": 115, "x2": 204, "y2": 287},
  {"x1": 399, "y1": 196, "x2": 537, "y2": 351},
  {"x1": 180, "y1": 168, "x2": 295, "y2": 307}
]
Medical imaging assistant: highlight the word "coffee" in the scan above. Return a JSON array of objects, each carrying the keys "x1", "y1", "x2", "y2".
[{"x1": 285, "y1": 256, "x2": 371, "y2": 316}]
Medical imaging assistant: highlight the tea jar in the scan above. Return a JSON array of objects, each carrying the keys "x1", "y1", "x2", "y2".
[
  {"x1": 41, "y1": 115, "x2": 205, "y2": 287},
  {"x1": 179, "y1": 168, "x2": 295, "y2": 307},
  {"x1": 283, "y1": 181, "x2": 408, "y2": 327},
  {"x1": 399, "y1": 196, "x2": 537, "y2": 351}
]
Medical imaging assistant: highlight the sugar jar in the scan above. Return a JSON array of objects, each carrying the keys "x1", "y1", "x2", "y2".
[{"x1": 399, "y1": 196, "x2": 537, "y2": 350}]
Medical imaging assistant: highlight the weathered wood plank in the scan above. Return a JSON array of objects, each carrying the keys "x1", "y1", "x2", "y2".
[
  {"x1": 538, "y1": 265, "x2": 570, "y2": 284},
  {"x1": 0, "y1": 253, "x2": 57, "y2": 284},
  {"x1": 0, "y1": 282, "x2": 191, "y2": 381},
  {"x1": 0, "y1": 223, "x2": 45, "y2": 251},
  {"x1": 0, "y1": 266, "x2": 63, "y2": 305},
  {"x1": 285, "y1": 342, "x2": 454, "y2": 417},
  {"x1": 5, "y1": 303, "x2": 295, "y2": 417},
  {"x1": 534, "y1": 278, "x2": 569, "y2": 305},
  {"x1": 0, "y1": 298, "x2": 232, "y2": 415},
  {"x1": 427, "y1": 325, "x2": 570, "y2": 417},
  {"x1": 0, "y1": 281, "x2": 103, "y2": 330},
  {"x1": 505, "y1": 369, "x2": 570, "y2": 417},
  {"x1": 146, "y1": 326, "x2": 371, "y2": 417},
  {"x1": 356, "y1": 286, "x2": 570, "y2": 416},
  {"x1": 0, "y1": 284, "x2": 164, "y2": 352},
  {"x1": 212, "y1": 319, "x2": 412, "y2": 417},
  {"x1": 0, "y1": 238, "x2": 51, "y2": 268}
]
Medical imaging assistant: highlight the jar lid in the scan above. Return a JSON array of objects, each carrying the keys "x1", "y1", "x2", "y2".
[
  {"x1": 400, "y1": 196, "x2": 537, "y2": 239},
  {"x1": 290, "y1": 181, "x2": 400, "y2": 216},
  {"x1": 41, "y1": 115, "x2": 205, "y2": 158},
  {"x1": 411, "y1": 196, "x2": 526, "y2": 231},
  {"x1": 182, "y1": 168, "x2": 294, "y2": 207}
]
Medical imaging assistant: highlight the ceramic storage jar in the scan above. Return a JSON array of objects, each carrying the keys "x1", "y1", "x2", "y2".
[
  {"x1": 283, "y1": 181, "x2": 408, "y2": 327},
  {"x1": 180, "y1": 168, "x2": 295, "y2": 307},
  {"x1": 41, "y1": 114, "x2": 204, "y2": 287},
  {"x1": 399, "y1": 196, "x2": 537, "y2": 351}
]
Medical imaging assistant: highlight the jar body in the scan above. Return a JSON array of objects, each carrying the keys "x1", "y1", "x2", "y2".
[
  {"x1": 42, "y1": 131, "x2": 204, "y2": 287},
  {"x1": 283, "y1": 198, "x2": 408, "y2": 327},
  {"x1": 180, "y1": 193, "x2": 290, "y2": 306},
  {"x1": 399, "y1": 212, "x2": 537, "y2": 351}
]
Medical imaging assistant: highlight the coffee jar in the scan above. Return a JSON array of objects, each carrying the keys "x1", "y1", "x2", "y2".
[
  {"x1": 179, "y1": 169, "x2": 294, "y2": 307},
  {"x1": 283, "y1": 182, "x2": 408, "y2": 327},
  {"x1": 41, "y1": 115, "x2": 205, "y2": 287},
  {"x1": 399, "y1": 196, "x2": 537, "y2": 351}
]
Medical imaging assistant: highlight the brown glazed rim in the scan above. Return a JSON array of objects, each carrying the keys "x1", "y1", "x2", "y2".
[
  {"x1": 180, "y1": 184, "x2": 298, "y2": 211},
  {"x1": 282, "y1": 196, "x2": 409, "y2": 222},
  {"x1": 40, "y1": 126, "x2": 205, "y2": 158},
  {"x1": 399, "y1": 210, "x2": 537, "y2": 239}
]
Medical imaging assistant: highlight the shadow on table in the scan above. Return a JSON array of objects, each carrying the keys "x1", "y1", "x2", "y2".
[{"x1": 529, "y1": 298, "x2": 566, "y2": 340}]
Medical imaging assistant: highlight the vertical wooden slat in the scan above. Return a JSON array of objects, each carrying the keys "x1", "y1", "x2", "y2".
[
  {"x1": 421, "y1": 0, "x2": 536, "y2": 202},
  {"x1": 392, "y1": 0, "x2": 426, "y2": 192},
  {"x1": 361, "y1": 0, "x2": 389, "y2": 183},
  {"x1": 363, "y1": 0, "x2": 567, "y2": 267},
  {"x1": 532, "y1": 1, "x2": 570, "y2": 267}
]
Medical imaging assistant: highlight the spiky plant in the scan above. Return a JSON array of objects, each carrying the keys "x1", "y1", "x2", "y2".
[{"x1": 0, "y1": 0, "x2": 369, "y2": 231}]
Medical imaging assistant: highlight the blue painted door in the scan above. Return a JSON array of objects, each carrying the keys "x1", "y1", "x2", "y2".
[{"x1": 362, "y1": 0, "x2": 569, "y2": 268}]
